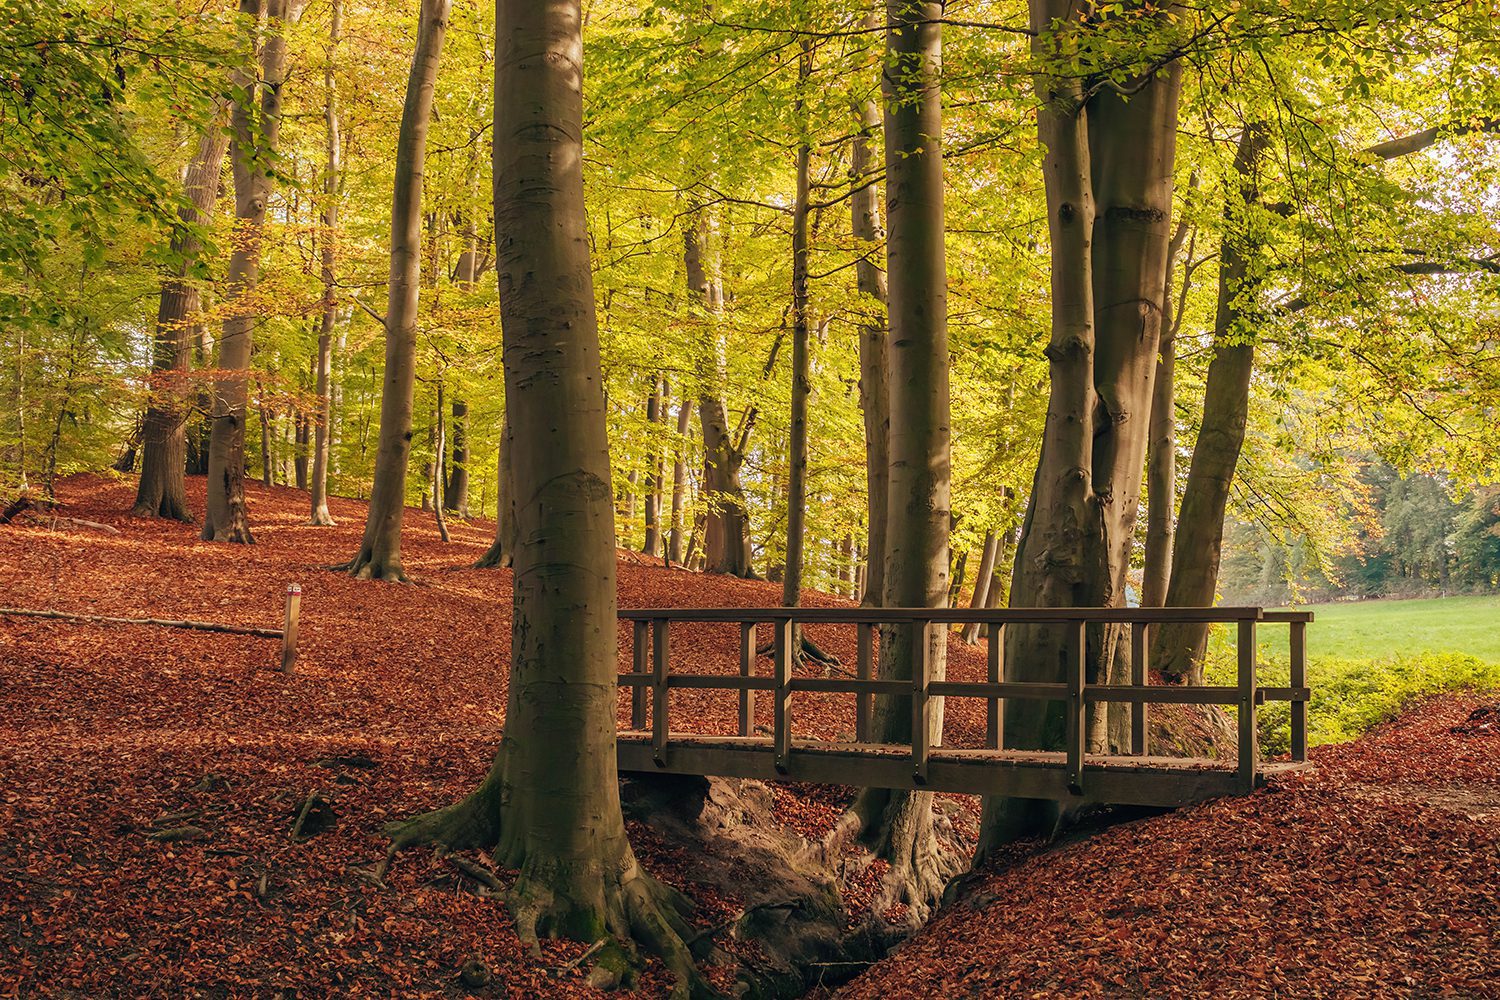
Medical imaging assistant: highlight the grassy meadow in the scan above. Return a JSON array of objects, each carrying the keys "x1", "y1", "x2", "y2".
[{"x1": 1206, "y1": 595, "x2": 1500, "y2": 753}]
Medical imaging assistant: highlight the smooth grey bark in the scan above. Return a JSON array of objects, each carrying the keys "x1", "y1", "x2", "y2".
[
  {"x1": 782, "y1": 41, "x2": 813, "y2": 613},
  {"x1": 687, "y1": 215, "x2": 756, "y2": 578},
  {"x1": 667, "y1": 395, "x2": 692, "y2": 565},
  {"x1": 1141, "y1": 216, "x2": 1193, "y2": 607},
  {"x1": 1152, "y1": 125, "x2": 1268, "y2": 683},
  {"x1": 446, "y1": 398, "x2": 469, "y2": 514},
  {"x1": 977, "y1": 0, "x2": 1182, "y2": 855},
  {"x1": 852, "y1": 55, "x2": 891, "y2": 609},
  {"x1": 309, "y1": 0, "x2": 341, "y2": 527},
  {"x1": 202, "y1": 0, "x2": 307, "y2": 543},
  {"x1": 388, "y1": 4, "x2": 709, "y2": 990},
  {"x1": 959, "y1": 530, "x2": 999, "y2": 644},
  {"x1": 843, "y1": 0, "x2": 959, "y2": 924},
  {"x1": 133, "y1": 110, "x2": 231, "y2": 521},
  {"x1": 339, "y1": 0, "x2": 449, "y2": 580},
  {"x1": 474, "y1": 422, "x2": 516, "y2": 569},
  {"x1": 642, "y1": 379, "x2": 665, "y2": 556}
]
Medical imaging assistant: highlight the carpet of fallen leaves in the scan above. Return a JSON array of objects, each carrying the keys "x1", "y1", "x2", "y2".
[
  {"x1": 2, "y1": 475, "x2": 1495, "y2": 999},
  {"x1": 833, "y1": 695, "x2": 1500, "y2": 999},
  {"x1": 0, "y1": 474, "x2": 985, "y2": 997}
]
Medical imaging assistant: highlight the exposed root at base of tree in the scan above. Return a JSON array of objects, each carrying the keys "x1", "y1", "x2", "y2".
[
  {"x1": 835, "y1": 787, "x2": 965, "y2": 928},
  {"x1": 382, "y1": 786, "x2": 720, "y2": 1000},
  {"x1": 129, "y1": 499, "x2": 194, "y2": 523},
  {"x1": 471, "y1": 539, "x2": 512, "y2": 569},
  {"x1": 330, "y1": 550, "x2": 410, "y2": 582},
  {"x1": 308, "y1": 510, "x2": 336, "y2": 527}
]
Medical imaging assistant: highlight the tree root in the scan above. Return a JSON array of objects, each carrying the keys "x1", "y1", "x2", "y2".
[
  {"x1": 382, "y1": 789, "x2": 720, "y2": 999},
  {"x1": 329, "y1": 549, "x2": 409, "y2": 582},
  {"x1": 836, "y1": 787, "x2": 963, "y2": 927},
  {"x1": 472, "y1": 538, "x2": 512, "y2": 569}
]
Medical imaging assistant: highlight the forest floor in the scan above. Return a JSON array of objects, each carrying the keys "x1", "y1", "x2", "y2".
[{"x1": 1, "y1": 474, "x2": 1496, "y2": 998}]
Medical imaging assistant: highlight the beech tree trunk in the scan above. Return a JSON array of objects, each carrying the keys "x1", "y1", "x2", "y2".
[
  {"x1": 203, "y1": 0, "x2": 307, "y2": 543},
  {"x1": 339, "y1": 0, "x2": 449, "y2": 581},
  {"x1": 133, "y1": 111, "x2": 231, "y2": 521},
  {"x1": 446, "y1": 398, "x2": 469, "y2": 515},
  {"x1": 782, "y1": 41, "x2": 813, "y2": 613},
  {"x1": 977, "y1": 0, "x2": 1182, "y2": 855},
  {"x1": 959, "y1": 530, "x2": 999, "y2": 644},
  {"x1": 845, "y1": 1, "x2": 959, "y2": 923},
  {"x1": 687, "y1": 215, "x2": 756, "y2": 578},
  {"x1": 852, "y1": 50, "x2": 890, "y2": 608},
  {"x1": 309, "y1": 0, "x2": 342, "y2": 527},
  {"x1": 1152, "y1": 126, "x2": 1267, "y2": 683},
  {"x1": 642, "y1": 379, "x2": 664, "y2": 556},
  {"x1": 474, "y1": 422, "x2": 516, "y2": 569},
  {"x1": 388, "y1": 5, "x2": 709, "y2": 990},
  {"x1": 667, "y1": 396, "x2": 691, "y2": 565},
  {"x1": 1140, "y1": 217, "x2": 1193, "y2": 605}
]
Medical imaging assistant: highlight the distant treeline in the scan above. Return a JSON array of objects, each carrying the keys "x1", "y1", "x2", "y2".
[{"x1": 1222, "y1": 465, "x2": 1500, "y2": 604}]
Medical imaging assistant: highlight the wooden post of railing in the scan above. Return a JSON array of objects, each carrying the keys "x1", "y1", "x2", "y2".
[
  {"x1": 1289, "y1": 619, "x2": 1307, "y2": 763},
  {"x1": 985, "y1": 623, "x2": 1004, "y2": 750},
  {"x1": 912, "y1": 620, "x2": 932, "y2": 785},
  {"x1": 1238, "y1": 619, "x2": 1259, "y2": 791},
  {"x1": 773, "y1": 617, "x2": 793, "y2": 773},
  {"x1": 739, "y1": 622, "x2": 757, "y2": 738},
  {"x1": 631, "y1": 620, "x2": 648, "y2": 731},
  {"x1": 651, "y1": 618, "x2": 670, "y2": 765},
  {"x1": 856, "y1": 623, "x2": 873, "y2": 743},
  {"x1": 1066, "y1": 620, "x2": 1085, "y2": 795},
  {"x1": 280, "y1": 583, "x2": 301, "y2": 673},
  {"x1": 1130, "y1": 621, "x2": 1148, "y2": 756}
]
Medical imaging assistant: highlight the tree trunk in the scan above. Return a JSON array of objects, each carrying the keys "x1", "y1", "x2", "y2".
[
  {"x1": 309, "y1": 0, "x2": 342, "y2": 527},
  {"x1": 133, "y1": 111, "x2": 231, "y2": 521},
  {"x1": 782, "y1": 41, "x2": 813, "y2": 613},
  {"x1": 977, "y1": 0, "x2": 1182, "y2": 855},
  {"x1": 1140, "y1": 217, "x2": 1193, "y2": 606},
  {"x1": 852, "y1": 48, "x2": 890, "y2": 609},
  {"x1": 687, "y1": 215, "x2": 756, "y2": 578},
  {"x1": 387, "y1": 4, "x2": 709, "y2": 989},
  {"x1": 474, "y1": 420, "x2": 516, "y2": 569},
  {"x1": 446, "y1": 398, "x2": 469, "y2": 515},
  {"x1": 260, "y1": 401, "x2": 275, "y2": 486},
  {"x1": 203, "y1": 0, "x2": 307, "y2": 544},
  {"x1": 1153, "y1": 125, "x2": 1267, "y2": 683},
  {"x1": 844, "y1": 0, "x2": 960, "y2": 924},
  {"x1": 959, "y1": 530, "x2": 999, "y2": 644},
  {"x1": 667, "y1": 395, "x2": 691, "y2": 565},
  {"x1": 433, "y1": 386, "x2": 450, "y2": 542},
  {"x1": 339, "y1": 0, "x2": 449, "y2": 581},
  {"x1": 642, "y1": 379, "x2": 664, "y2": 556}
]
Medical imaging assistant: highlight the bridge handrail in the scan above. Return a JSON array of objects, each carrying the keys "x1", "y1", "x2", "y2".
[{"x1": 617, "y1": 606, "x2": 1311, "y2": 797}]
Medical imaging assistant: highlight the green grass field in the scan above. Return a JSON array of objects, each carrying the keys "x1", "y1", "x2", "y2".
[
  {"x1": 1205, "y1": 594, "x2": 1500, "y2": 751},
  {"x1": 1259, "y1": 594, "x2": 1500, "y2": 663}
]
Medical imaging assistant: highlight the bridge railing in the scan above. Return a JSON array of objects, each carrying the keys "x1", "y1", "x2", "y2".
[{"x1": 617, "y1": 607, "x2": 1311, "y2": 796}]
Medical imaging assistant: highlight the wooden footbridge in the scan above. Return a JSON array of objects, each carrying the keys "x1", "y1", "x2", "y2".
[{"x1": 617, "y1": 607, "x2": 1311, "y2": 808}]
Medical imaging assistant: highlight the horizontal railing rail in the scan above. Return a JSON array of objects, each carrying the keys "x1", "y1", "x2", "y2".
[{"x1": 617, "y1": 606, "x2": 1312, "y2": 800}]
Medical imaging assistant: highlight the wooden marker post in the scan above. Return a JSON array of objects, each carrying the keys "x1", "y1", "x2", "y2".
[{"x1": 281, "y1": 583, "x2": 302, "y2": 673}]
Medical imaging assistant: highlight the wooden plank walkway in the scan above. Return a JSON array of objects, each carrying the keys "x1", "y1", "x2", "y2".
[{"x1": 616, "y1": 607, "x2": 1313, "y2": 808}]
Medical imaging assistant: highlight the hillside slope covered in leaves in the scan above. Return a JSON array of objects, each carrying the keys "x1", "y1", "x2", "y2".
[{"x1": 1, "y1": 476, "x2": 1496, "y2": 998}]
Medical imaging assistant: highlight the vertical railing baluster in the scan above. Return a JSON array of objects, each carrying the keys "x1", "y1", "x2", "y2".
[
  {"x1": 651, "y1": 618, "x2": 670, "y2": 765},
  {"x1": 631, "y1": 619, "x2": 648, "y2": 731},
  {"x1": 912, "y1": 620, "x2": 932, "y2": 785},
  {"x1": 1130, "y1": 620, "x2": 1148, "y2": 757},
  {"x1": 1066, "y1": 619, "x2": 1085, "y2": 795},
  {"x1": 1238, "y1": 619, "x2": 1259, "y2": 791},
  {"x1": 856, "y1": 622, "x2": 873, "y2": 743},
  {"x1": 1290, "y1": 619, "x2": 1307, "y2": 763},
  {"x1": 985, "y1": 622, "x2": 1004, "y2": 750},
  {"x1": 739, "y1": 621, "x2": 757, "y2": 738},
  {"x1": 773, "y1": 617, "x2": 793, "y2": 772}
]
